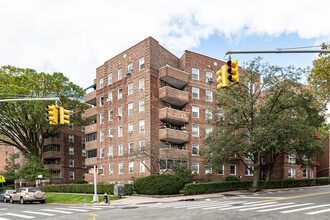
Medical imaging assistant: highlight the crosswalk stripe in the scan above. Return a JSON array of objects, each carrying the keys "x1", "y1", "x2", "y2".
[
  {"x1": 83, "y1": 207, "x2": 103, "y2": 210},
  {"x1": 187, "y1": 201, "x2": 246, "y2": 209},
  {"x1": 306, "y1": 208, "x2": 330, "y2": 215},
  {"x1": 238, "y1": 202, "x2": 294, "y2": 211},
  {"x1": 219, "y1": 202, "x2": 277, "y2": 210},
  {"x1": 56, "y1": 208, "x2": 89, "y2": 212},
  {"x1": 280, "y1": 204, "x2": 330, "y2": 213},
  {"x1": 41, "y1": 209, "x2": 73, "y2": 214},
  {"x1": 4, "y1": 213, "x2": 35, "y2": 219},
  {"x1": 258, "y1": 203, "x2": 313, "y2": 212},
  {"x1": 172, "y1": 201, "x2": 243, "y2": 209},
  {"x1": 156, "y1": 201, "x2": 215, "y2": 208},
  {"x1": 22, "y1": 211, "x2": 55, "y2": 216},
  {"x1": 0, "y1": 217, "x2": 10, "y2": 220}
]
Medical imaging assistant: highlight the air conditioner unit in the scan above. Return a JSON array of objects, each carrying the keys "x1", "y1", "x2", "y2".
[
  {"x1": 128, "y1": 131, "x2": 133, "y2": 134},
  {"x1": 205, "y1": 170, "x2": 212, "y2": 175},
  {"x1": 106, "y1": 99, "x2": 112, "y2": 103},
  {"x1": 107, "y1": 135, "x2": 113, "y2": 139},
  {"x1": 126, "y1": 70, "x2": 132, "y2": 75},
  {"x1": 207, "y1": 78, "x2": 214, "y2": 83},
  {"x1": 139, "y1": 87, "x2": 144, "y2": 91},
  {"x1": 116, "y1": 114, "x2": 121, "y2": 118}
]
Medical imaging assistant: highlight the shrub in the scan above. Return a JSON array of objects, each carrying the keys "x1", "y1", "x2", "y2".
[
  {"x1": 134, "y1": 175, "x2": 185, "y2": 195},
  {"x1": 172, "y1": 163, "x2": 194, "y2": 183},
  {"x1": 184, "y1": 181, "x2": 252, "y2": 195},
  {"x1": 225, "y1": 176, "x2": 240, "y2": 182},
  {"x1": 72, "y1": 180, "x2": 88, "y2": 184},
  {"x1": 212, "y1": 179, "x2": 225, "y2": 183}
]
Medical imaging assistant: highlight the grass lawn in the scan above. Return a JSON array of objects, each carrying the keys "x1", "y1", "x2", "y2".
[{"x1": 45, "y1": 193, "x2": 120, "y2": 204}]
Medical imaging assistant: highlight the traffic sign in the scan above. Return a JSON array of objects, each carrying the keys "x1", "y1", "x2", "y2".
[{"x1": 0, "y1": 175, "x2": 6, "y2": 183}]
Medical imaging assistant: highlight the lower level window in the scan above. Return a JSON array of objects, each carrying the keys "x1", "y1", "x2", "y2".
[
  {"x1": 69, "y1": 171, "x2": 74, "y2": 180},
  {"x1": 245, "y1": 166, "x2": 254, "y2": 176},
  {"x1": 192, "y1": 163, "x2": 199, "y2": 174},
  {"x1": 288, "y1": 168, "x2": 296, "y2": 177},
  {"x1": 230, "y1": 165, "x2": 236, "y2": 175},
  {"x1": 302, "y1": 169, "x2": 308, "y2": 178}
]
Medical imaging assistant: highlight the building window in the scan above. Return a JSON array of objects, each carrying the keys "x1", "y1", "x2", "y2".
[
  {"x1": 192, "y1": 144, "x2": 199, "y2": 155},
  {"x1": 192, "y1": 125, "x2": 199, "y2": 137},
  {"x1": 118, "y1": 163, "x2": 123, "y2": 174},
  {"x1": 192, "y1": 163, "x2": 199, "y2": 174},
  {"x1": 139, "y1": 120, "x2": 145, "y2": 132},
  {"x1": 108, "y1": 73, "x2": 112, "y2": 85},
  {"x1": 100, "y1": 130, "x2": 104, "y2": 142},
  {"x1": 217, "y1": 165, "x2": 224, "y2": 175},
  {"x1": 288, "y1": 168, "x2": 296, "y2": 177},
  {"x1": 230, "y1": 165, "x2": 236, "y2": 175},
  {"x1": 117, "y1": 106, "x2": 123, "y2": 118},
  {"x1": 87, "y1": 149, "x2": 97, "y2": 158},
  {"x1": 192, "y1": 87, "x2": 199, "y2": 99},
  {"x1": 69, "y1": 147, "x2": 74, "y2": 155},
  {"x1": 99, "y1": 77, "x2": 104, "y2": 89},
  {"x1": 118, "y1": 88, "x2": 122, "y2": 100},
  {"x1": 82, "y1": 149, "x2": 86, "y2": 157},
  {"x1": 139, "y1": 99, "x2": 145, "y2": 112},
  {"x1": 109, "y1": 163, "x2": 113, "y2": 175},
  {"x1": 206, "y1": 90, "x2": 212, "y2": 102},
  {"x1": 192, "y1": 68, "x2": 199, "y2": 80},
  {"x1": 128, "y1": 103, "x2": 133, "y2": 115},
  {"x1": 129, "y1": 161, "x2": 134, "y2": 173},
  {"x1": 100, "y1": 96, "x2": 104, "y2": 106},
  {"x1": 108, "y1": 110, "x2": 113, "y2": 121},
  {"x1": 205, "y1": 166, "x2": 212, "y2": 174},
  {"x1": 140, "y1": 160, "x2": 146, "y2": 172},
  {"x1": 82, "y1": 137, "x2": 86, "y2": 144},
  {"x1": 127, "y1": 63, "x2": 133, "y2": 73},
  {"x1": 139, "y1": 57, "x2": 145, "y2": 70},
  {"x1": 205, "y1": 127, "x2": 213, "y2": 137},
  {"x1": 205, "y1": 71, "x2": 213, "y2": 82},
  {"x1": 128, "y1": 83, "x2": 133, "y2": 95},
  {"x1": 108, "y1": 146, "x2": 113, "y2": 158},
  {"x1": 118, "y1": 126, "x2": 123, "y2": 137},
  {"x1": 118, "y1": 68, "x2": 123, "y2": 81},
  {"x1": 128, "y1": 123, "x2": 133, "y2": 134},
  {"x1": 140, "y1": 140, "x2": 146, "y2": 151},
  {"x1": 205, "y1": 108, "x2": 212, "y2": 120},
  {"x1": 100, "y1": 165, "x2": 104, "y2": 175},
  {"x1": 108, "y1": 128, "x2": 113, "y2": 138},
  {"x1": 128, "y1": 142, "x2": 134, "y2": 154},
  {"x1": 247, "y1": 82, "x2": 255, "y2": 94},
  {"x1": 107, "y1": 91, "x2": 113, "y2": 103},
  {"x1": 302, "y1": 169, "x2": 308, "y2": 178},
  {"x1": 69, "y1": 171, "x2": 74, "y2": 180},
  {"x1": 139, "y1": 78, "x2": 145, "y2": 91},
  {"x1": 82, "y1": 161, "x2": 86, "y2": 168},
  {"x1": 69, "y1": 134, "x2": 74, "y2": 143},
  {"x1": 118, "y1": 144, "x2": 123, "y2": 156},
  {"x1": 100, "y1": 113, "x2": 104, "y2": 124},
  {"x1": 288, "y1": 154, "x2": 296, "y2": 164},
  {"x1": 69, "y1": 159, "x2": 74, "y2": 168},
  {"x1": 192, "y1": 106, "x2": 199, "y2": 118},
  {"x1": 100, "y1": 148, "x2": 104, "y2": 158},
  {"x1": 245, "y1": 166, "x2": 254, "y2": 176}
]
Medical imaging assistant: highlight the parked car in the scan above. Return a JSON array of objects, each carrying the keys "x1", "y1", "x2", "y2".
[
  {"x1": 0, "y1": 190, "x2": 16, "y2": 203},
  {"x1": 10, "y1": 188, "x2": 46, "y2": 204}
]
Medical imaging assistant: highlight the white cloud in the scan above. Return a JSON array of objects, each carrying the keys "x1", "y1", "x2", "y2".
[{"x1": 0, "y1": 0, "x2": 329, "y2": 88}]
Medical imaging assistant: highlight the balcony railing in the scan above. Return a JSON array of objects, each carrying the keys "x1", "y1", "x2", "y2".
[
  {"x1": 84, "y1": 90, "x2": 96, "y2": 106},
  {"x1": 159, "y1": 65, "x2": 188, "y2": 89},
  {"x1": 159, "y1": 128, "x2": 189, "y2": 144},
  {"x1": 159, "y1": 86, "x2": 189, "y2": 108},
  {"x1": 159, "y1": 148, "x2": 189, "y2": 160},
  {"x1": 43, "y1": 151, "x2": 62, "y2": 159},
  {"x1": 85, "y1": 107, "x2": 97, "y2": 121},
  {"x1": 159, "y1": 107, "x2": 189, "y2": 126}
]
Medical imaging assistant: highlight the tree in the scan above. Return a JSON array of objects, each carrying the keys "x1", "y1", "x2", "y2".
[
  {"x1": 172, "y1": 162, "x2": 194, "y2": 183},
  {"x1": 0, "y1": 152, "x2": 19, "y2": 182},
  {"x1": 0, "y1": 65, "x2": 88, "y2": 159},
  {"x1": 15, "y1": 156, "x2": 51, "y2": 182},
  {"x1": 308, "y1": 43, "x2": 330, "y2": 103},
  {"x1": 204, "y1": 58, "x2": 326, "y2": 190}
]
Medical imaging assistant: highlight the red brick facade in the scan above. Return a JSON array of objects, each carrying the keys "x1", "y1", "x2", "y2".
[
  {"x1": 0, "y1": 142, "x2": 15, "y2": 173},
  {"x1": 317, "y1": 136, "x2": 330, "y2": 177}
]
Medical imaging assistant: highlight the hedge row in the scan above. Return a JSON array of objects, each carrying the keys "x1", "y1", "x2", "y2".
[
  {"x1": 40, "y1": 183, "x2": 133, "y2": 195},
  {"x1": 184, "y1": 177, "x2": 330, "y2": 195}
]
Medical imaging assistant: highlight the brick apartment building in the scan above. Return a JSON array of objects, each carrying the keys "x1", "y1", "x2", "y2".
[
  {"x1": 317, "y1": 136, "x2": 330, "y2": 177},
  {"x1": 84, "y1": 37, "x2": 316, "y2": 183},
  {"x1": 0, "y1": 141, "x2": 15, "y2": 173},
  {"x1": 14, "y1": 128, "x2": 87, "y2": 184}
]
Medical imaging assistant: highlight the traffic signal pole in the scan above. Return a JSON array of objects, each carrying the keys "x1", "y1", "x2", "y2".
[
  {"x1": 226, "y1": 49, "x2": 330, "y2": 55},
  {"x1": 0, "y1": 97, "x2": 60, "y2": 105}
]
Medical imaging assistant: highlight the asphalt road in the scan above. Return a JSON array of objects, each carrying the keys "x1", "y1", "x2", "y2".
[{"x1": 1, "y1": 186, "x2": 330, "y2": 220}]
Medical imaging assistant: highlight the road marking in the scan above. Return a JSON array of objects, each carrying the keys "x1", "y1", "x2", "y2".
[
  {"x1": 260, "y1": 192, "x2": 330, "y2": 202},
  {"x1": 306, "y1": 208, "x2": 330, "y2": 215},
  {"x1": 82, "y1": 207, "x2": 103, "y2": 210},
  {"x1": 4, "y1": 213, "x2": 35, "y2": 219},
  {"x1": 42, "y1": 209, "x2": 73, "y2": 214},
  {"x1": 219, "y1": 202, "x2": 277, "y2": 210},
  {"x1": 231, "y1": 197, "x2": 284, "y2": 199},
  {"x1": 22, "y1": 211, "x2": 55, "y2": 216},
  {"x1": 258, "y1": 203, "x2": 313, "y2": 212},
  {"x1": 56, "y1": 208, "x2": 89, "y2": 212},
  {"x1": 280, "y1": 204, "x2": 330, "y2": 213},
  {"x1": 0, "y1": 217, "x2": 10, "y2": 220},
  {"x1": 186, "y1": 201, "x2": 246, "y2": 209},
  {"x1": 202, "y1": 201, "x2": 260, "y2": 210},
  {"x1": 238, "y1": 202, "x2": 294, "y2": 211}
]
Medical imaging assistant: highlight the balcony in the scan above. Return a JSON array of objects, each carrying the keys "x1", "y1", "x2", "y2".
[
  {"x1": 44, "y1": 164, "x2": 62, "y2": 170},
  {"x1": 159, "y1": 86, "x2": 189, "y2": 108},
  {"x1": 85, "y1": 157, "x2": 98, "y2": 166},
  {"x1": 159, "y1": 128, "x2": 189, "y2": 144},
  {"x1": 44, "y1": 138, "x2": 62, "y2": 146},
  {"x1": 84, "y1": 90, "x2": 96, "y2": 106},
  {"x1": 85, "y1": 140, "x2": 97, "y2": 151},
  {"x1": 43, "y1": 151, "x2": 62, "y2": 159},
  {"x1": 85, "y1": 124, "x2": 97, "y2": 134},
  {"x1": 159, "y1": 65, "x2": 188, "y2": 89},
  {"x1": 159, "y1": 108, "x2": 189, "y2": 126},
  {"x1": 159, "y1": 148, "x2": 189, "y2": 160},
  {"x1": 85, "y1": 107, "x2": 97, "y2": 121}
]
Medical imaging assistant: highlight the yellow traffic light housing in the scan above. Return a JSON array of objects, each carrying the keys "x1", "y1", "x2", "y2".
[
  {"x1": 216, "y1": 64, "x2": 229, "y2": 90},
  {"x1": 227, "y1": 59, "x2": 239, "y2": 86},
  {"x1": 46, "y1": 105, "x2": 58, "y2": 125},
  {"x1": 59, "y1": 107, "x2": 70, "y2": 125}
]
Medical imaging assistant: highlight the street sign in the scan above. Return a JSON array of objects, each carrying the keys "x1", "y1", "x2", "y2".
[{"x1": 0, "y1": 175, "x2": 6, "y2": 183}]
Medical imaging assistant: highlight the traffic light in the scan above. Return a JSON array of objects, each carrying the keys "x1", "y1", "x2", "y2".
[
  {"x1": 216, "y1": 64, "x2": 229, "y2": 90},
  {"x1": 59, "y1": 107, "x2": 70, "y2": 125},
  {"x1": 227, "y1": 59, "x2": 239, "y2": 86},
  {"x1": 46, "y1": 105, "x2": 58, "y2": 125}
]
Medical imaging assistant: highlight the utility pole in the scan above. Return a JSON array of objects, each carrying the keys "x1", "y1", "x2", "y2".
[
  {"x1": 0, "y1": 97, "x2": 60, "y2": 106},
  {"x1": 226, "y1": 49, "x2": 330, "y2": 56},
  {"x1": 93, "y1": 165, "x2": 98, "y2": 202}
]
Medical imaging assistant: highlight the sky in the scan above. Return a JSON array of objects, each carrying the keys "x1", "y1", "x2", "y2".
[{"x1": 0, "y1": 0, "x2": 330, "y2": 89}]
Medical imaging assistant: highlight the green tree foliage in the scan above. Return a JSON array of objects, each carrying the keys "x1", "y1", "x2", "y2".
[
  {"x1": 172, "y1": 162, "x2": 195, "y2": 183},
  {"x1": 0, "y1": 65, "x2": 88, "y2": 159},
  {"x1": 0, "y1": 153, "x2": 19, "y2": 180},
  {"x1": 308, "y1": 43, "x2": 330, "y2": 103},
  {"x1": 15, "y1": 156, "x2": 51, "y2": 182},
  {"x1": 204, "y1": 58, "x2": 326, "y2": 190}
]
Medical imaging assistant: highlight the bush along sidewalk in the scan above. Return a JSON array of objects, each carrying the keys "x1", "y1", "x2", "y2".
[{"x1": 184, "y1": 177, "x2": 330, "y2": 195}]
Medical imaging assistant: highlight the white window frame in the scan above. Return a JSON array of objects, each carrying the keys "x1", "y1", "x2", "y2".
[
  {"x1": 117, "y1": 106, "x2": 123, "y2": 118},
  {"x1": 100, "y1": 130, "x2": 104, "y2": 142},
  {"x1": 128, "y1": 142, "x2": 134, "y2": 154},
  {"x1": 192, "y1": 125, "x2": 199, "y2": 137},
  {"x1": 192, "y1": 87, "x2": 199, "y2": 99},
  {"x1": 99, "y1": 77, "x2": 104, "y2": 89},
  {"x1": 118, "y1": 126, "x2": 123, "y2": 137},
  {"x1": 118, "y1": 162, "x2": 123, "y2": 174},
  {"x1": 192, "y1": 144, "x2": 199, "y2": 155},
  {"x1": 289, "y1": 154, "x2": 296, "y2": 164},
  {"x1": 108, "y1": 146, "x2": 113, "y2": 158},
  {"x1": 128, "y1": 83, "x2": 133, "y2": 95},
  {"x1": 128, "y1": 63, "x2": 133, "y2": 72},
  {"x1": 82, "y1": 160, "x2": 86, "y2": 168},
  {"x1": 100, "y1": 148, "x2": 104, "y2": 158},
  {"x1": 288, "y1": 168, "x2": 296, "y2": 177},
  {"x1": 230, "y1": 165, "x2": 236, "y2": 175},
  {"x1": 139, "y1": 57, "x2": 145, "y2": 70},
  {"x1": 82, "y1": 149, "x2": 86, "y2": 157},
  {"x1": 192, "y1": 68, "x2": 199, "y2": 80},
  {"x1": 245, "y1": 166, "x2": 254, "y2": 176},
  {"x1": 206, "y1": 108, "x2": 212, "y2": 120},
  {"x1": 218, "y1": 165, "x2": 224, "y2": 175},
  {"x1": 118, "y1": 68, "x2": 123, "y2": 81},
  {"x1": 107, "y1": 91, "x2": 113, "y2": 103},
  {"x1": 205, "y1": 166, "x2": 212, "y2": 175},
  {"x1": 205, "y1": 71, "x2": 212, "y2": 82},
  {"x1": 128, "y1": 122, "x2": 133, "y2": 134},
  {"x1": 100, "y1": 113, "x2": 104, "y2": 124},
  {"x1": 302, "y1": 169, "x2": 308, "y2": 178},
  {"x1": 139, "y1": 78, "x2": 145, "y2": 91},
  {"x1": 206, "y1": 90, "x2": 212, "y2": 102},
  {"x1": 69, "y1": 159, "x2": 74, "y2": 168},
  {"x1": 117, "y1": 88, "x2": 122, "y2": 100},
  {"x1": 140, "y1": 160, "x2": 146, "y2": 172},
  {"x1": 69, "y1": 134, "x2": 74, "y2": 143},
  {"x1": 192, "y1": 163, "x2": 199, "y2": 174},
  {"x1": 128, "y1": 103, "x2": 133, "y2": 115},
  {"x1": 108, "y1": 110, "x2": 113, "y2": 121},
  {"x1": 69, "y1": 171, "x2": 74, "y2": 180},
  {"x1": 129, "y1": 161, "x2": 134, "y2": 173},
  {"x1": 140, "y1": 140, "x2": 146, "y2": 151},
  {"x1": 100, "y1": 96, "x2": 104, "y2": 106},
  {"x1": 192, "y1": 106, "x2": 199, "y2": 118},
  {"x1": 205, "y1": 127, "x2": 213, "y2": 137},
  {"x1": 139, "y1": 99, "x2": 145, "y2": 112},
  {"x1": 108, "y1": 73, "x2": 112, "y2": 85},
  {"x1": 69, "y1": 147, "x2": 74, "y2": 155},
  {"x1": 109, "y1": 163, "x2": 113, "y2": 175},
  {"x1": 100, "y1": 165, "x2": 104, "y2": 175},
  {"x1": 118, "y1": 144, "x2": 123, "y2": 156},
  {"x1": 108, "y1": 127, "x2": 113, "y2": 138},
  {"x1": 139, "y1": 120, "x2": 145, "y2": 133}
]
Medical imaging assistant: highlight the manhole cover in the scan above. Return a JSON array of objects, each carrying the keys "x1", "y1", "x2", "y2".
[{"x1": 122, "y1": 206, "x2": 139, "y2": 209}]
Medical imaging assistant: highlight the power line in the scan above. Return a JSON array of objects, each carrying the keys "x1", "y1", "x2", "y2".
[{"x1": 276, "y1": 45, "x2": 322, "y2": 50}]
